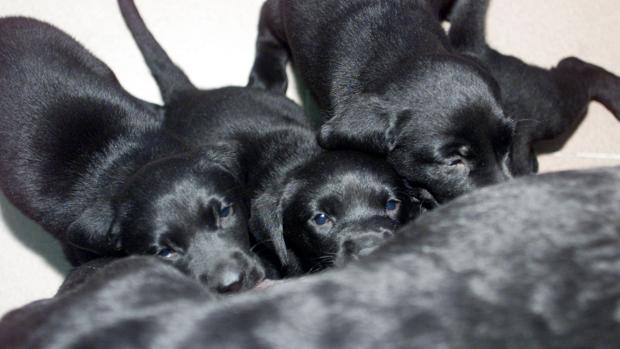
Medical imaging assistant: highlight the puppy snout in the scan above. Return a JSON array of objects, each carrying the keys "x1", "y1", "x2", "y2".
[
  {"x1": 216, "y1": 271, "x2": 244, "y2": 294},
  {"x1": 201, "y1": 251, "x2": 266, "y2": 294},
  {"x1": 341, "y1": 232, "x2": 386, "y2": 258},
  {"x1": 358, "y1": 245, "x2": 379, "y2": 257}
]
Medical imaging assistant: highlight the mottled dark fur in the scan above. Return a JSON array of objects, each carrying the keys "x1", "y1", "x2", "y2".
[{"x1": 3, "y1": 167, "x2": 619, "y2": 348}]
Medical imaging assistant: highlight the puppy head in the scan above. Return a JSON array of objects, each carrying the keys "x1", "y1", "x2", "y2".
[
  {"x1": 251, "y1": 150, "x2": 416, "y2": 274},
  {"x1": 106, "y1": 152, "x2": 263, "y2": 294},
  {"x1": 2, "y1": 18, "x2": 262, "y2": 293},
  {"x1": 319, "y1": 56, "x2": 514, "y2": 203}
]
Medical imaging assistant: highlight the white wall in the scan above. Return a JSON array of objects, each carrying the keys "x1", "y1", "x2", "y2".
[{"x1": 1, "y1": 0, "x2": 619, "y2": 316}]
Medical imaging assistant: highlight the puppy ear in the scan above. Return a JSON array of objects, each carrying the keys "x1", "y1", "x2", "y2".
[
  {"x1": 318, "y1": 94, "x2": 402, "y2": 155},
  {"x1": 196, "y1": 141, "x2": 244, "y2": 180},
  {"x1": 66, "y1": 200, "x2": 122, "y2": 257},
  {"x1": 249, "y1": 180, "x2": 301, "y2": 268}
]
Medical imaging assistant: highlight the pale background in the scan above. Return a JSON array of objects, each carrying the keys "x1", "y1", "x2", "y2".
[{"x1": 0, "y1": 0, "x2": 618, "y2": 316}]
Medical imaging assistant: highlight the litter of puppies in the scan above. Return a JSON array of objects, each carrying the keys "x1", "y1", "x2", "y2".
[{"x1": 0, "y1": 0, "x2": 619, "y2": 348}]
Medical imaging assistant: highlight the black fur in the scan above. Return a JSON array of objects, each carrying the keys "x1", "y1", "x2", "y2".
[
  {"x1": 0, "y1": 17, "x2": 264, "y2": 293},
  {"x1": 3, "y1": 166, "x2": 619, "y2": 348},
  {"x1": 118, "y1": 0, "x2": 420, "y2": 275},
  {"x1": 447, "y1": 0, "x2": 620, "y2": 175},
  {"x1": 249, "y1": 0, "x2": 515, "y2": 204}
]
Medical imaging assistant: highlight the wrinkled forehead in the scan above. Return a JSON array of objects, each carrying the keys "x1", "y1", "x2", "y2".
[
  {"x1": 134, "y1": 168, "x2": 240, "y2": 216},
  {"x1": 302, "y1": 167, "x2": 401, "y2": 206}
]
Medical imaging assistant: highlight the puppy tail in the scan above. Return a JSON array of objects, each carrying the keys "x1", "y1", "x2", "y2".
[
  {"x1": 118, "y1": 0, "x2": 194, "y2": 104},
  {"x1": 447, "y1": 0, "x2": 490, "y2": 55}
]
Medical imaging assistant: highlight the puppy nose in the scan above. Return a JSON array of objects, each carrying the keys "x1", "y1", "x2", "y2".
[
  {"x1": 342, "y1": 234, "x2": 384, "y2": 256},
  {"x1": 358, "y1": 245, "x2": 379, "y2": 257},
  {"x1": 216, "y1": 271, "x2": 244, "y2": 294}
]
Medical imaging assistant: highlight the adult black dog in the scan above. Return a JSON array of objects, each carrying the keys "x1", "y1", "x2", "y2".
[
  {"x1": 0, "y1": 18, "x2": 265, "y2": 293},
  {"x1": 118, "y1": 0, "x2": 419, "y2": 275},
  {"x1": 3, "y1": 166, "x2": 619, "y2": 348},
  {"x1": 448, "y1": 0, "x2": 620, "y2": 175},
  {"x1": 249, "y1": 0, "x2": 515, "y2": 204}
]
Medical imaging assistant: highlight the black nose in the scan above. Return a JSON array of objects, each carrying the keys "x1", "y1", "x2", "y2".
[{"x1": 215, "y1": 271, "x2": 244, "y2": 294}]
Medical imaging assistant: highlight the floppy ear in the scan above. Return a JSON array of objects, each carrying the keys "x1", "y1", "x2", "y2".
[
  {"x1": 196, "y1": 141, "x2": 244, "y2": 180},
  {"x1": 249, "y1": 180, "x2": 302, "y2": 269},
  {"x1": 318, "y1": 94, "x2": 403, "y2": 155},
  {"x1": 66, "y1": 200, "x2": 122, "y2": 256}
]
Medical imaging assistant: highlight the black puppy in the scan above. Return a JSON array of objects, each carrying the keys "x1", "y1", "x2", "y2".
[
  {"x1": 0, "y1": 18, "x2": 264, "y2": 293},
  {"x1": 448, "y1": 0, "x2": 620, "y2": 175},
  {"x1": 118, "y1": 0, "x2": 418, "y2": 275},
  {"x1": 249, "y1": 0, "x2": 515, "y2": 204},
  {"x1": 3, "y1": 166, "x2": 619, "y2": 348}
]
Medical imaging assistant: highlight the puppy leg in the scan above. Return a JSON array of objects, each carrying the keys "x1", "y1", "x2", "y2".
[
  {"x1": 555, "y1": 57, "x2": 620, "y2": 119},
  {"x1": 448, "y1": 0, "x2": 620, "y2": 175},
  {"x1": 446, "y1": 0, "x2": 490, "y2": 55},
  {"x1": 248, "y1": 0, "x2": 290, "y2": 94}
]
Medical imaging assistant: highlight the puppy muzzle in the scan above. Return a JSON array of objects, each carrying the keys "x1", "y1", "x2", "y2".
[
  {"x1": 197, "y1": 251, "x2": 265, "y2": 294},
  {"x1": 333, "y1": 219, "x2": 396, "y2": 267}
]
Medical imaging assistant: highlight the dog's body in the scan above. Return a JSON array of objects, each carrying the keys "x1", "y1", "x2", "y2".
[
  {"x1": 0, "y1": 18, "x2": 265, "y2": 293},
  {"x1": 249, "y1": 0, "x2": 620, "y2": 203},
  {"x1": 3, "y1": 166, "x2": 619, "y2": 348},
  {"x1": 0, "y1": 17, "x2": 164, "y2": 263},
  {"x1": 119, "y1": 0, "x2": 420, "y2": 275},
  {"x1": 447, "y1": 0, "x2": 620, "y2": 175},
  {"x1": 249, "y1": 0, "x2": 515, "y2": 204}
]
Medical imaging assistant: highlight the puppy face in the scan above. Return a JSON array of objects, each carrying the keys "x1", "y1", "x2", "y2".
[
  {"x1": 319, "y1": 58, "x2": 514, "y2": 204},
  {"x1": 280, "y1": 151, "x2": 414, "y2": 272},
  {"x1": 388, "y1": 104, "x2": 514, "y2": 204},
  {"x1": 113, "y1": 155, "x2": 265, "y2": 293}
]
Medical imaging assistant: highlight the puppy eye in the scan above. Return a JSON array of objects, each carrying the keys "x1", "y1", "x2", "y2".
[
  {"x1": 385, "y1": 199, "x2": 400, "y2": 211},
  {"x1": 157, "y1": 247, "x2": 178, "y2": 259},
  {"x1": 313, "y1": 213, "x2": 330, "y2": 226},
  {"x1": 219, "y1": 204, "x2": 233, "y2": 218}
]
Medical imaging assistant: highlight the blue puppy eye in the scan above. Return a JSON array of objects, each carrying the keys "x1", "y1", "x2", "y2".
[
  {"x1": 157, "y1": 247, "x2": 177, "y2": 258},
  {"x1": 219, "y1": 205, "x2": 232, "y2": 218},
  {"x1": 385, "y1": 199, "x2": 400, "y2": 211},
  {"x1": 313, "y1": 213, "x2": 329, "y2": 226}
]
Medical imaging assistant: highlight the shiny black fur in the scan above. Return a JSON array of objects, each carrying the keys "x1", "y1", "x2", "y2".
[
  {"x1": 118, "y1": 0, "x2": 420, "y2": 275},
  {"x1": 3, "y1": 166, "x2": 619, "y2": 348},
  {"x1": 0, "y1": 17, "x2": 264, "y2": 293},
  {"x1": 249, "y1": 0, "x2": 515, "y2": 204},
  {"x1": 447, "y1": 0, "x2": 620, "y2": 175}
]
